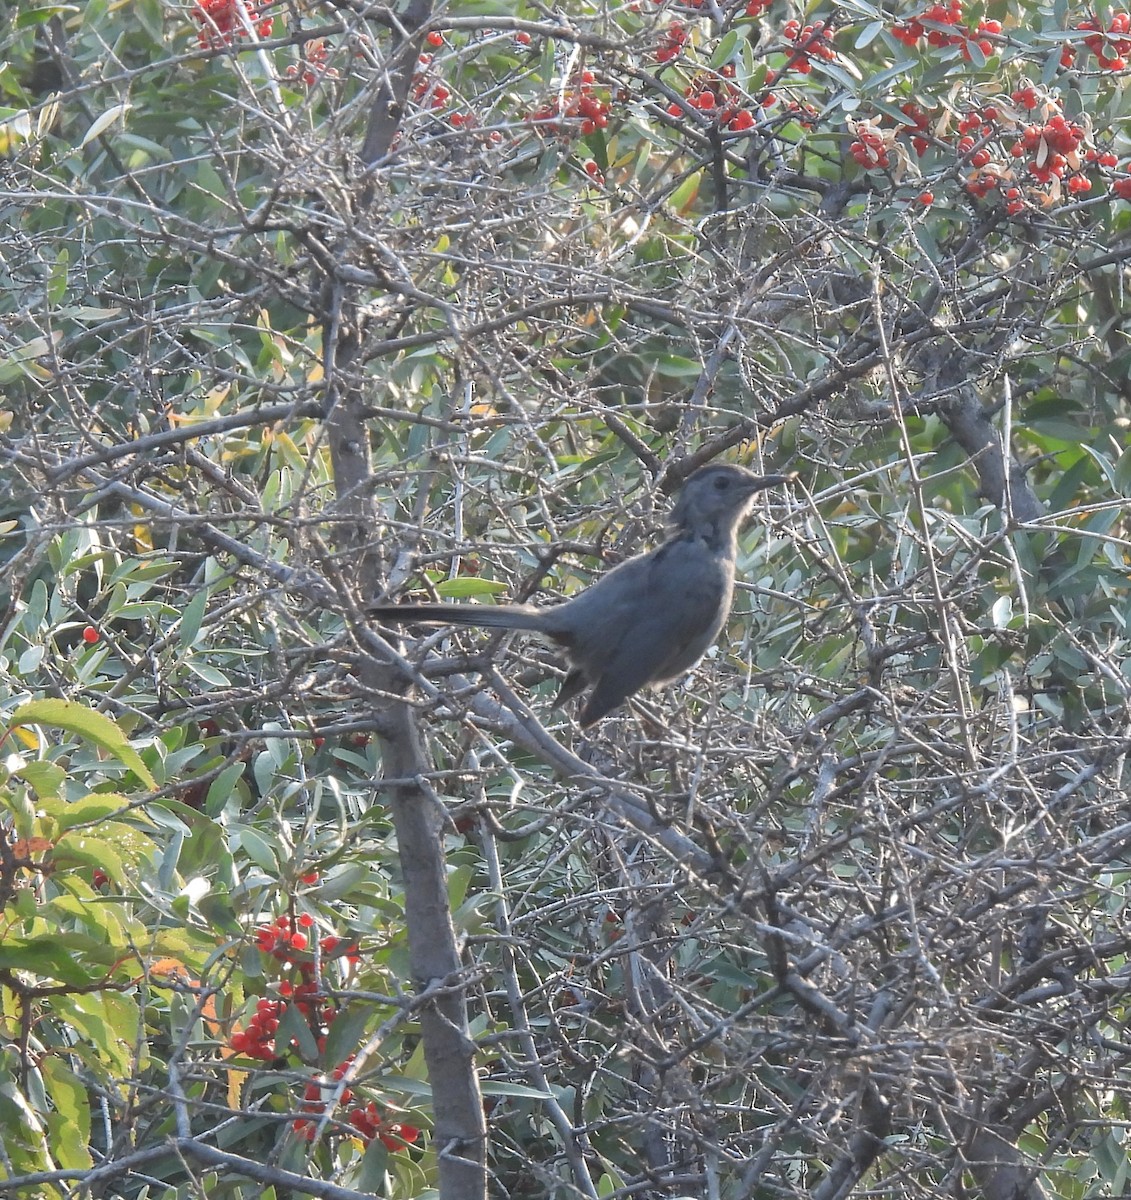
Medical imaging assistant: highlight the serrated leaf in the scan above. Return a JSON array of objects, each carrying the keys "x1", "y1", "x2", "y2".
[
  {"x1": 41, "y1": 792, "x2": 150, "y2": 831},
  {"x1": 0, "y1": 936, "x2": 104, "y2": 987},
  {"x1": 9, "y1": 700, "x2": 156, "y2": 789},
  {"x1": 13, "y1": 760, "x2": 66, "y2": 799},
  {"x1": 42, "y1": 1060, "x2": 92, "y2": 1171}
]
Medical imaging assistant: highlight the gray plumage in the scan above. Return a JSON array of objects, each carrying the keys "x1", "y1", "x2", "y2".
[{"x1": 370, "y1": 464, "x2": 788, "y2": 725}]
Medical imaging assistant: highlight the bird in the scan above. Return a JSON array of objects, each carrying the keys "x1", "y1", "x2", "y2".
[{"x1": 369, "y1": 464, "x2": 788, "y2": 725}]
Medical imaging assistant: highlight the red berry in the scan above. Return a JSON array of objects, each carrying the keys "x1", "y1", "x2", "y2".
[
  {"x1": 82, "y1": 626, "x2": 100, "y2": 644},
  {"x1": 515, "y1": 31, "x2": 532, "y2": 45},
  {"x1": 918, "y1": 190, "x2": 934, "y2": 205},
  {"x1": 425, "y1": 30, "x2": 443, "y2": 47}
]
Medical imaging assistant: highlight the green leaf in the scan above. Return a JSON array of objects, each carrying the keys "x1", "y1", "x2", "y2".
[
  {"x1": 434, "y1": 578, "x2": 510, "y2": 598},
  {"x1": 238, "y1": 827, "x2": 281, "y2": 874},
  {"x1": 42, "y1": 1062, "x2": 92, "y2": 1171},
  {"x1": 0, "y1": 936, "x2": 105, "y2": 987},
  {"x1": 178, "y1": 585, "x2": 208, "y2": 651},
  {"x1": 356, "y1": 1136, "x2": 391, "y2": 1194},
  {"x1": 53, "y1": 830, "x2": 139, "y2": 881},
  {"x1": 9, "y1": 700, "x2": 156, "y2": 790},
  {"x1": 13, "y1": 760, "x2": 66, "y2": 799},
  {"x1": 669, "y1": 170, "x2": 702, "y2": 214},
  {"x1": 40, "y1": 792, "x2": 143, "y2": 831},
  {"x1": 710, "y1": 30, "x2": 740, "y2": 68},
  {"x1": 859, "y1": 59, "x2": 920, "y2": 94},
  {"x1": 51, "y1": 992, "x2": 138, "y2": 1076},
  {"x1": 16, "y1": 6, "x2": 80, "y2": 30}
]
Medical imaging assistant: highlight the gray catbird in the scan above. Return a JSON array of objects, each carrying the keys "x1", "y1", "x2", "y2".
[{"x1": 370, "y1": 464, "x2": 788, "y2": 725}]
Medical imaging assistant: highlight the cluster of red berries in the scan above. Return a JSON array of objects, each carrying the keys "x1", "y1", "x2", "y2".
[
  {"x1": 191, "y1": 0, "x2": 272, "y2": 51},
  {"x1": 850, "y1": 88, "x2": 1124, "y2": 215},
  {"x1": 786, "y1": 99, "x2": 821, "y2": 127},
  {"x1": 293, "y1": 1057, "x2": 357, "y2": 1139},
  {"x1": 1009, "y1": 110, "x2": 1088, "y2": 188},
  {"x1": 293, "y1": 1057, "x2": 422, "y2": 1149},
  {"x1": 893, "y1": 2, "x2": 1000, "y2": 60},
  {"x1": 893, "y1": 0, "x2": 961, "y2": 45},
  {"x1": 229, "y1": 916, "x2": 361, "y2": 1060},
  {"x1": 780, "y1": 19, "x2": 837, "y2": 74},
  {"x1": 285, "y1": 40, "x2": 338, "y2": 88},
  {"x1": 666, "y1": 65, "x2": 761, "y2": 131},
  {"x1": 528, "y1": 72, "x2": 610, "y2": 136},
  {"x1": 1011, "y1": 85, "x2": 1039, "y2": 111},
  {"x1": 256, "y1": 912, "x2": 314, "y2": 956},
  {"x1": 411, "y1": 53, "x2": 451, "y2": 109},
  {"x1": 345, "y1": 1102, "x2": 421, "y2": 1150},
  {"x1": 955, "y1": 106, "x2": 999, "y2": 169},
  {"x1": 656, "y1": 22, "x2": 690, "y2": 64},
  {"x1": 1076, "y1": 11, "x2": 1131, "y2": 71},
  {"x1": 849, "y1": 122, "x2": 890, "y2": 169},
  {"x1": 230, "y1": 996, "x2": 288, "y2": 1061},
  {"x1": 900, "y1": 101, "x2": 932, "y2": 157}
]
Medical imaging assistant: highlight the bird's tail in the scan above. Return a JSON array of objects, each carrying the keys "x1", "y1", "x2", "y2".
[{"x1": 368, "y1": 602, "x2": 547, "y2": 633}]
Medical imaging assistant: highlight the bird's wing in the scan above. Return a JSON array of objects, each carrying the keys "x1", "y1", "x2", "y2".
[{"x1": 577, "y1": 541, "x2": 731, "y2": 724}]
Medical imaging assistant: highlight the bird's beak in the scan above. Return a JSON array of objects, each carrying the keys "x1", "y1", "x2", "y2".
[{"x1": 745, "y1": 472, "x2": 794, "y2": 491}]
